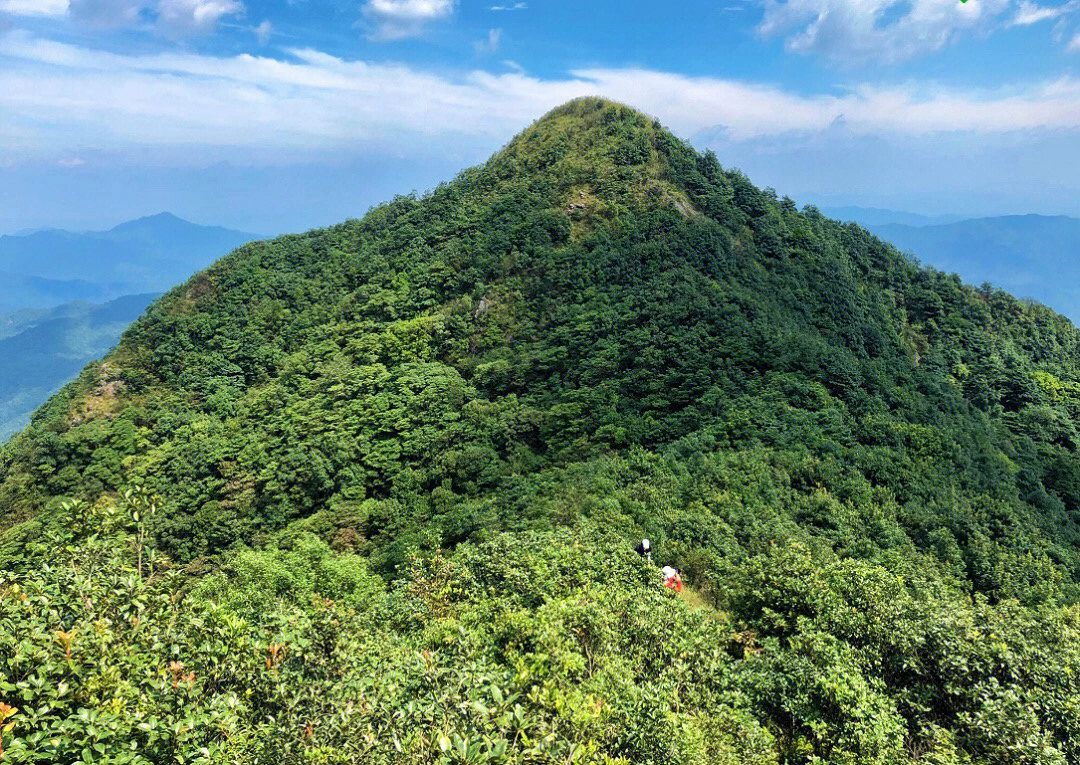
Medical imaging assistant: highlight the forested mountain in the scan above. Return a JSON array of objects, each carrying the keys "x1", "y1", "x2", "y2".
[
  {"x1": 6, "y1": 98, "x2": 1080, "y2": 762},
  {"x1": 867, "y1": 214, "x2": 1080, "y2": 323}
]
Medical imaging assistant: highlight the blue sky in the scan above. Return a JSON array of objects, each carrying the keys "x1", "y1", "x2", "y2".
[{"x1": 2, "y1": 0, "x2": 1080, "y2": 234}]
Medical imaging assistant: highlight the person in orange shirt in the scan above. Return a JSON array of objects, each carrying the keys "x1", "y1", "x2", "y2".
[{"x1": 661, "y1": 566, "x2": 683, "y2": 593}]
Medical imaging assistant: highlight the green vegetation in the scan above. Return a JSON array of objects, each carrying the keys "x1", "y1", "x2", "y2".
[{"x1": 5, "y1": 98, "x2": 1080, "y2": 762}]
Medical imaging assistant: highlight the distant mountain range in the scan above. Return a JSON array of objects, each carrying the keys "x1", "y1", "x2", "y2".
[
  {"x1": 0, "y1": 213, "x2": 260, "y2": 439},
  {"x1": 815, "y1": 207, "x2": 1080, "y2": 323},
  {"x1": 865, "y1": 215, "x2": 1080, "y2": 323},
  {"x1": 0, "y1": 295, "x2": 159, "y2": 439},
  {"x1": 819, "y1": 205, "x2": 966, "y2": 228},
  {"x1": 0, "y1": 212, "x2": 260, "y2": 311}
]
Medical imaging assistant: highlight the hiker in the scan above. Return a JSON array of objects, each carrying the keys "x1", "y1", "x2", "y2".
[
  {"x1": 635, "y1": 538, "x2": 651, "y2": 563},
  {"x1": 661, "y1": 565, "x2": 683, "y2": 593}
]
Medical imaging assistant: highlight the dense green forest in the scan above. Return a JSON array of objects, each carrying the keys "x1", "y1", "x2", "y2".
[{"x1": 5, "y1": 98, "x2": 1080, "y2": 763}]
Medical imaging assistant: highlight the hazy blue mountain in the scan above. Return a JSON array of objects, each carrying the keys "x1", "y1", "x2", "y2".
[
  {"x1": 0, "y1": 212, "x2": 259, "y2": 441},
  {"x1": 1, "y1": 273, "x2": 106, "y2": 309},
  {"x1": 819, "y1": 205, "x2": 964, "y2": 227},
  {"x1": 0, "y1": 213, "x2": 260, "y2": 310},
  {"x1": 869, "y1": 214, "x2": 1080, "y2": 322},
  {"x1": 0, "y1": 293, "x2": 159, "y2": 439}
]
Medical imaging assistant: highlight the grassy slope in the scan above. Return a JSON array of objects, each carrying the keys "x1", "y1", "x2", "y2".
[{"x1": 0, "y1": 294, "x2": 160, "y2": 440}]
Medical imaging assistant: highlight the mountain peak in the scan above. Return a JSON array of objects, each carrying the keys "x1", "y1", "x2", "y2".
[
  {"x1": 104, "y1": 212, "x2": 260, "y2": 242},
  {"x1": 534, "y1": 96, "x2": 655, "y2": 126},
  {"x1": 8, "y1": 100, "x2": 1080, "y2": 761},
  {"x1": 140, "y1": 211, "x2": 186, "y2": 224},
  {"x1": 504, "y1": 97, "x2": 665, "y2": 166},
  {"x1": 107, "y1": 212, "x2": 193, "y2": 236},
  {"x1": 486, "y1": 97, "x2": 705, "y2": 223}
]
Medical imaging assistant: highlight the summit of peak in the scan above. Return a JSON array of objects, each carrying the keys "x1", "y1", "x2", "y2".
[{"x1": 481, "y1": 98, "x2": 706, "y2": 218}]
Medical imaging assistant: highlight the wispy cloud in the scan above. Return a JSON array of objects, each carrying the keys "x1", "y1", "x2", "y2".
[
  {"x1": 253, "y1": 18, "x2": 271, "y2": 44},
  {"x1": 0, "y1": 0, "x2": 67, "y2": 17},
  {"x1": 1011, "y1": 0, "x2": 1077, "y2": 25},
  {"x1": 490, "y1": 2, "x2": 524, "y2": 10},
  {"x1": 68, "y1": 0, "x2": 146, "y2": 28},
  {"x1": 11, "y1": 0, "x2": 244, "y2": 32},
  {"x1": 4, "y1": 31, "x2": 1080, "y2": 166},
  {"x1": 474, "y1": 27, "x2": 500, "y2": 53},
  {"x1": 156, "y1": 0, "x2": 242, "y2": 35},
  {"x1": 362, "y1": 0, "x2": 454, "y2": 40},
  {"x1": 758, "y1": 0, "x2": 1012, "y2": 64}
]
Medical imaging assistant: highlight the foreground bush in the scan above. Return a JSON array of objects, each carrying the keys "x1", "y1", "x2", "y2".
[{"x1": 4, "y1": 499, "x2": 1080, "y2": 763}]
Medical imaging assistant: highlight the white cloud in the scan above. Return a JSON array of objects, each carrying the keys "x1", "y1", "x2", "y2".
[
  {"x1": 490, "y1": 2, "x2": 524, "y2": 9},
  {"x1": 1070, "y1": 29, "x2": 1080, "y2": 48},
  {"x1": 475, "y1": 27, "x2": 500, "y2": 53},
  {"x1": 4, "y1": 31, "x2": 1080, "y2": 166},
  {"x1": 36, "y1": 0, "x2": 240, "y2": 33},
  {"x1": 362, "y1": 0, "x2": 454, "y2": 39},
  {"x1": 758, "y1": 0, "x2": 1011, "y2": 64},
  {"x1": 0, "y1": 0, "x2": 67, "y2": 17},
  {"x1": 57, "y1": 156, "x2": 84, "y2": 166},
  {"x1": 156, "y1": 0, "x2": 241, "y2": 34},
  {"x1": 253, "y1": 18, "x2": 271, "y2": 44},
  {"x1": 1011, "y1": 0, "x2": 1076, "y2": 25},
  {"x1": 68, "y1": 0, "x2": 145, "y2": 28}
]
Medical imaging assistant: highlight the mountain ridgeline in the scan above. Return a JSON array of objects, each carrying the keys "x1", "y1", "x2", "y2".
[
  {"x1": 867, "y1": 214, "x2": 1080, "y2": 323},
  {"x1": 0, "y1": 214, "x2": 260, "y2": 443},
  {"x1": 0, "y1": 212, "x2": 259, "y2": 310},
  {"x1": 5, "y1": 99, "x2": 1080, "y2": 763}
]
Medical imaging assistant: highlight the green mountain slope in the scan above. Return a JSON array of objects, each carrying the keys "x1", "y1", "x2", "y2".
[
  {"x1": 869, "y1": 214, "x2": 1080, "y2": 322},
  {"x1": 5, "y1": 98, "x2": 1080, "y2": 763},
  {"x1": 0, "y1": 294, "x2": 160, "y2": 440}
]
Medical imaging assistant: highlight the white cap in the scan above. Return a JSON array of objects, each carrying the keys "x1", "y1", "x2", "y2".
[{"x1": 642, "y1": 538, "x2": 650, "y2": 549}]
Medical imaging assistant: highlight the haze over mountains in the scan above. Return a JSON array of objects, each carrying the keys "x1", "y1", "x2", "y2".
[
  {"x1": 0, "y1": 295, "x2": 157, "y2": 440},
  {"x1": 0, "y1": 214, "x2": 259, "y2": 438},
  {"x1": 0, "y1": 212, "x2": 259, "y2": 310},
  {"x1": 819, "y1": 206, "x2": 966, "y2": 228},
  {"x1": 6, "y1": 99, "x2": 1080, "y2": 761},
  {"x1": 867, "y1": 215, "x2": 1080, "y2": 323},
  {"x1": 818, "y1": 207, "x2": 1080, "y2": 322}
]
